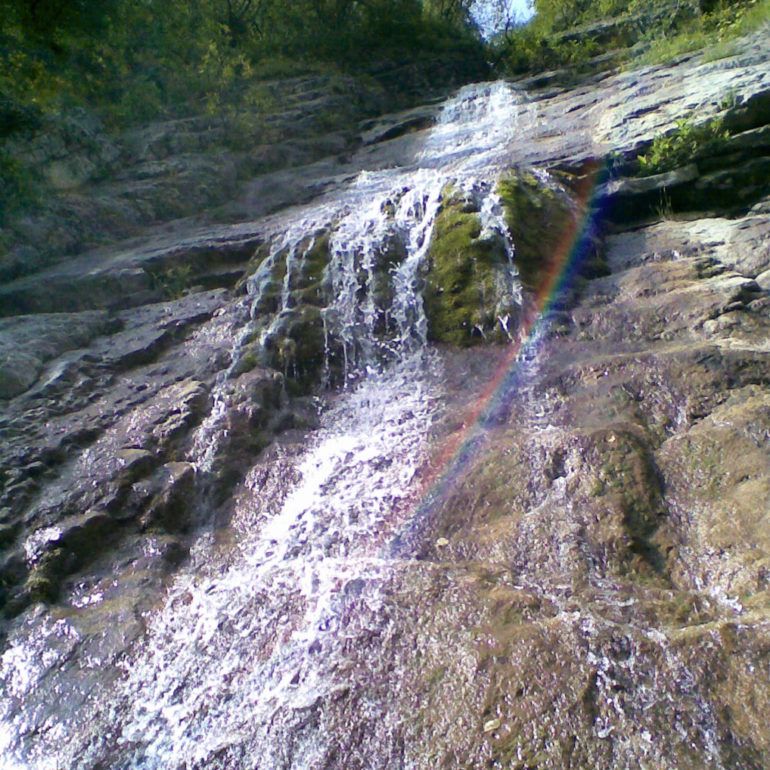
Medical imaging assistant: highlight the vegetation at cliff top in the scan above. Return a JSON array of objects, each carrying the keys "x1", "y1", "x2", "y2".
[
  {"x1": 634, "y1": 0, "x2": 770, "y2": 66},
  {"x1": 2, "y1": 0, "x2": 768, "y2": 139},
  {"x1": 493, "y1": 0, "x2": 770, "y2": 76},
  {"x1": 0, "y1": 0, "x2": 482, "y2": 133},
  {"x1": 1, "y1": 0, "x2": 768, "y2": 226}
]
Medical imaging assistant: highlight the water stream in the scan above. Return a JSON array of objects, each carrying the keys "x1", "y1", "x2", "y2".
[{"x1": 1, "y1": 81, "x2": 524, "y2": 769}]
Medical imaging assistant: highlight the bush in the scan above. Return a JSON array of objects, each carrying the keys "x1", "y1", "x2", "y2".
[
  {"x1": 495, "y1": 0, "x2": 768, "y2": 76},
  {"x1": 0, "y1": 0, "x2": 483, "y2": 136},
  {"x1": 636, "y1": 114, "x2": 729, "y2": 175},
  {"x1": 633, "y1": 0, "x2": 770, "y2": 66}
]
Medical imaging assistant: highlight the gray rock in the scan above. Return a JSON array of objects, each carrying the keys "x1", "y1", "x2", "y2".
[{"x1": 0, "y1": 311, "x2": 114, "y2": 398}]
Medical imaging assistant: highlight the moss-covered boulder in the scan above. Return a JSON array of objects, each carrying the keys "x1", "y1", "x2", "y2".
[
  {"x1": 263, "y1": 305, "x2": 327, "y2": 391},
  {"x1": 250, "y1": 230, "x2": 333, "y2": 391},
  {"x1": 423, "y1": 188, "x2": 518, "y2": 346},
  {"x1": 286, "y1": 232, "x2": 332, "y2": 306},
  {"x1": 498, "y1": 168, "x2": 576, "y2": 293}
]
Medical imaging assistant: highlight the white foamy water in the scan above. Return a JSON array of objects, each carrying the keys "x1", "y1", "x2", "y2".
[
  {"x1": 0, "y1": 81, "x2": 524, "y2": 769},
  {"x1": 108, "y1": 354, "x2": 439, "y2": 769}
]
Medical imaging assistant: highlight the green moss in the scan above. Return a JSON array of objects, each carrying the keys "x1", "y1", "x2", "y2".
[
  {"x1": 295, "y1": 233, "x2": 331, "y2": 288},
  {"x1": 678, "y1": 434, "x2": 727, "y2": 498},
  {"x1": 25, "y1": 548, "x2": 69, "y2": 604},
  {"x1": 498, "y1": 170, "x2": 575, "y2": 293},
  {"x1": 423, "y1": 188, "x2": 513, "y2": 346},
  {"x1": 232, "y1": 349, "x2": 259, "y2": 376},
  {"x1": 287, "y1": 231, "x2": 331, "y2": 302},
  {"x1": 264, "y1": 305, "x2": 326, "y2": 392},
  {"x1": 251, "y1": 249, "x2": 290, "y2": 317}
]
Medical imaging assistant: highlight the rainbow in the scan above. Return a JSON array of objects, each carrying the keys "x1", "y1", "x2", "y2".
[{"x1": 396, "y1": 160, "x2": 607, "y2": 550}]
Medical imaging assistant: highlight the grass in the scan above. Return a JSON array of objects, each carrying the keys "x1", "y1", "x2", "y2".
[
  {"x1": 634, "y1": 31, "x2": 710, "y2": 66},
  {"x1": 633, "y1": 0, "x2": 770, "y2": 67},
  {"x1": 654, "y1": 187, "x2": 675, "y2": 220}
]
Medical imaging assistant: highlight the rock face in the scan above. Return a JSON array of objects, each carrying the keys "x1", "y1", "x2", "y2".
[
  {"x1": 0, "y1": 289, "x2": 292, "y2": 617},
  {"x1": 0, "y1": 30, "x2": 769, "y2": 770},
  {"x1": 391, "y1": 202, "x2": 770, "y2": 768},
  {"x1": 0, "y1": 56, "x2": 487, "y2": 285}
]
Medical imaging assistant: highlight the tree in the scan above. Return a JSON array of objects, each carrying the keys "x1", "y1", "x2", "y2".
[{"x1": 1, "y1": 0, "x2": 118, "y2": 42}]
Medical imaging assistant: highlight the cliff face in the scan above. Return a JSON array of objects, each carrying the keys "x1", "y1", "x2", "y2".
[{"x1": 0, "y1": 30, "x2": 769, "y2": 770}]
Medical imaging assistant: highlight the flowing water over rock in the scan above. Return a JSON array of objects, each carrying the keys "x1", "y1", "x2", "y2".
[
  {"x1": 4, "y1": 50, "x2": 770, "y2": 766},
  {"x1": 84, "y1": 355, "x2": 441, "y2": 769},
  {"x1": 1, "y1": 82, "x2": 525, "y2": 769}
]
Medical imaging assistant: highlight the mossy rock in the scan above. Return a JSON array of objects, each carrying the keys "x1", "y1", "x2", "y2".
[
  {"x1": 25, "y1": 547, "x2": 74, "y2": 604},
  {"x1": 287, "y1": 231, "x2": 331, "y2": 295},
  {"x1": 423, "y1": 188, "x2": 516, "y2": 347},
  {"x1": 264, "y1": 305, "x2": 326, "y2": 391},
  {"x1": 235, "y1": 242, "x2": 271, "y2": 292},
  {"x1": 498, "y1": 169, "x2": 576, "y2": 293},
  {"x1": 249, "y1": 250, "x2": 289, "y2": 317}
]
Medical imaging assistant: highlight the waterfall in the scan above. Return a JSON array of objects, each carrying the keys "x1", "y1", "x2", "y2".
[{"x1": 0, "y1": 81, "x2": 523, "y2": 770}]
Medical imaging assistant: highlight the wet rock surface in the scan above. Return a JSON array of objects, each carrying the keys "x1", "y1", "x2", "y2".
[
  {"x1": 0, "y1": 30, "x2": 769, "y2": 770},
  {"x1": 423, "y1": 185, "x2": 522, "y2": 345},
  {"x1": 309, "y1": 196, "x2": 770, "y2": 769},
  {"x1": 0, "y1": 288, "x2": 291, "y2": 617}
]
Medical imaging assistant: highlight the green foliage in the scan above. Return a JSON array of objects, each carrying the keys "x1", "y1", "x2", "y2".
[
  {"x1": 148, "y1": 265, "x2": 194, "y2": 299},
  {"x1": 495, "y1": 0, "x2": 768, "y2": 76},
  {"x1": 498, "y1": 24, "x2": 600, "y2": 74},
  {"x1": 107, "y1": 77, "x2": 165, "y2": 126},
  {"x1": 493, "y1": 0, "x2": 640, "y2": 75},
  {"x1": 0, "y1": 150, "x2": 38, "y2": 223},
  {"x1": 654, "y1": 187, "x2": 675, "y2": 219},
  {"x1": 636, "y1": 115, "x2": 729, "y2": 176},
  {"x1": 0, "y1": 0, "x2": 482, "y2": 136},
  {"x1": 532, "y1": 0, "x2": 628, "y2": 32},
  {"x1": 633, "y1": 0, "x2": 770, "y2": 66},
  {"x1": 0, "y1": 0, "x2": 118, "y2": 39}
]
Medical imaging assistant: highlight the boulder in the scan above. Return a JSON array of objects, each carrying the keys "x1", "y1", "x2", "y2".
[
  {"x1": 423, "y1": 186, "x2": 520, "y2": 346},
  {"x1": 498, "y1": 169, "x2": 577, "y2": 294}
]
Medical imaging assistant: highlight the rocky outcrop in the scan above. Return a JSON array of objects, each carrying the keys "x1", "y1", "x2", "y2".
[
  {"x1": 0, "y1": 26, "x2": 769, "y2": 770},
  {"x1": 293, "y1": 180, "x2": 770, "y2": 767},
  {"x1": 498, "y1": 168, "x2": 580, "y2": 291},
  {"x1": 381, "y1": 187, "x2": 770, "y2": 766},
  {"x1": 0, "y1": 311, "x2": 116, "y2": 398},
  {"x1": 0, "y1": 75, "x2": 361, "y2": 280},
  {"x1": 423, "y1": 186, "x2": 520, "y2": 345},
  {"x1": 0, "y1": 289, "x2": 292, "y2": 616},
  {"x1": 0, "y1": 54, "x2": 488, "y2": 286}
]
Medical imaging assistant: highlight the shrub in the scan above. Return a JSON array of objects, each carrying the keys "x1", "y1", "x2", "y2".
[
  {"x1": 633, "y1": 0, "x2": 770, "y2": 66},
  {"x1": 636, "y1": 115, "x2": 729, "y2": 176},
  {"x1": 148, "y1": 265, "x2": 194, "y2": 299}
]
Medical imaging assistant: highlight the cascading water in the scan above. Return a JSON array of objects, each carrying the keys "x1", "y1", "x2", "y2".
[{"x1": 0, "y1": 81, "x2": 524, "y2": 769}]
